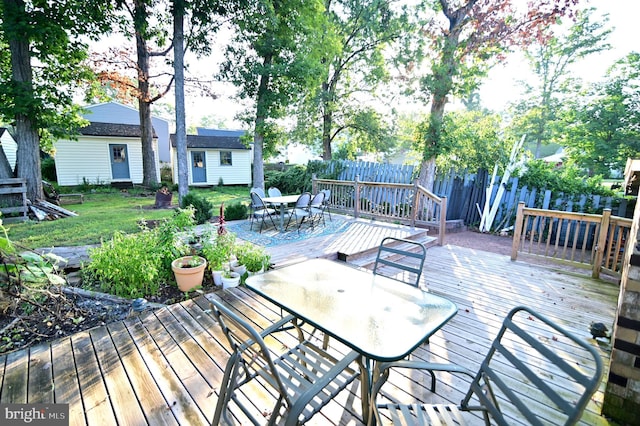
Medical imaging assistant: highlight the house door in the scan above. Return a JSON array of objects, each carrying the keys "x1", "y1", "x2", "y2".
[
  {"x1": 191, "y1": 151, "x2": 206, "y2": 183},
  {"x1": 109, "y1": 144, "x2": 130, "y2": 180}
]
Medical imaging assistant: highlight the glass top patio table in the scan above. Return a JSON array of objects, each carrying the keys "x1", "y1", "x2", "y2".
[
  {"x1": 261, "y1": 194, "x2": 300, "y2": 230},
  {"x1": 244, "y1": 258, "x2": 458, "y2": 362}
]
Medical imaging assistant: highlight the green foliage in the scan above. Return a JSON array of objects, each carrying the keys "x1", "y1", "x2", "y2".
[
  {"x1": 82, "y1": 208, "x2": 195, "y2": 298},
  {"x1": 236, "y1": 242, "x2": 270, "y2": 273},
  {"x1": 201, "y1": 231, "x2": 236, "y2": 271},
  {"x1": 561, "y1": 53, "x2": 640, "y2": 177},
  {"x1": 224, "y1": 202, "x2": 248, "y2": 221},
  {"x1": 517, "y1": 160, "x2": 614, "y2": 198},
  {"x1": 180, "y1": 191, "x2": 213, "y2": 224},
  {"x1": 436, "y1": 110, "x2": 509, "y2": 173},
  {"x1": 0, "y1": 218, "x2": 67, "y2": 353},
  {"x1": 41, "y1": 157, "x2": 57, "y2": 181}
]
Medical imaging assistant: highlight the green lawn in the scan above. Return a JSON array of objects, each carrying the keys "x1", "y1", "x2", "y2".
[{"x1": 5, "y1": 186, "x2": 249, "y2": 248}]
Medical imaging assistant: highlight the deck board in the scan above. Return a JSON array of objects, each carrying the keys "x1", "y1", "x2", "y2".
[{"x1": 0, "y1": 219, "x2": 618, "y2": 425}]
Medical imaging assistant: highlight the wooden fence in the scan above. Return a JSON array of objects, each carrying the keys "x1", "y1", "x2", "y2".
[
  {"x1": 0, "y1": 178, "x2": 28, "y2": 220},
  {"x1": 312, "y1": 176, "x2": 447, "y2": 245},
  {"x1": 511, "y1": 201, "x2": 632, "y2": 279},
  {"x1": 433, "y1": 169, "x2": 631, "y2": 230}
]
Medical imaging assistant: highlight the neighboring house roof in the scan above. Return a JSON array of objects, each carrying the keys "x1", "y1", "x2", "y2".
[
  {"x1": 170, "y1": 134, "x2": 249, "y2": 150},
  {"x1": 196, "y1": 127, "x2": 246, "y2": 138},
  {"x1": 80, "y1": 122, "x2": 157, "y2": 138},
  {"x1": 0, "y1": 127, "x2": 7, "y2": 137}
]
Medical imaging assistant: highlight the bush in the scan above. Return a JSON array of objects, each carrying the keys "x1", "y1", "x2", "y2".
[
  {"x1": 82, "y1": 207, "x2": 195, "y2": 298},
  {"x1": 41, "y1": 157, "x2": 57, "y2": 182},
  {"x1": 180, "y1": 191, "x2": 213, "y2": 224},
  {"x1": 224, "y1": 202, "x2": 248, "y2": 221}
]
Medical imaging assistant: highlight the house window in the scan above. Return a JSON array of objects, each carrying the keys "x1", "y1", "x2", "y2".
[
  {"x1": 112, "y1": 146, "x2": 126, "y2": 162},
  {"x1": 220, "y1": 151, "x2": 232, "y2": 166}
]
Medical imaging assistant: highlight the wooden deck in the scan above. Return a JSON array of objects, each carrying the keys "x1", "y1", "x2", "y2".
[{"x1": 0, "y1": 218, "x2": 619, "y2": 425}]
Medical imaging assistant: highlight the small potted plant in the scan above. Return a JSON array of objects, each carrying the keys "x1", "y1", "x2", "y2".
[
  {"x1": 221, "y1": 270, "x2": 241, "y2": 289},
  {"x1": 171, "y1": 255, "x2": 207, "y2": 292},
  {"x1": 201, "y1": 231, "x2": 236, "y2": 286},
  {"x1": 237, "y1": 243, "x2": 270, "y2": 275}
]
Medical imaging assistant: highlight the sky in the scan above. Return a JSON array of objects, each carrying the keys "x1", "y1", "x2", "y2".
[
  {"x1": 479, "y1": 0, "x2": 639, "y2": 111},
  {"x1": 181, "y1": 0, "x2": 639, "y2": 130}
]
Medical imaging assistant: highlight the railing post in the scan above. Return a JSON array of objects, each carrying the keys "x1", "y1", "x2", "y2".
[
  {"x1": 354, "y1": 175, "x2": 360, "y2": 219},
  {"x1": 593, "y1": 208, "x2": 611, "y2": 279},
  {"x1": 312, "y1": 174, "x2": 317, "y2": 194},
  {"x1": 438, "y1": 196, "x2": 447, "y2": 246},
  {"x1": 411, "y1": 179, "x2": 418, "y2": 227},
  {"x1": 511, "y1": 202, "x2": 525, "y2": 261}
]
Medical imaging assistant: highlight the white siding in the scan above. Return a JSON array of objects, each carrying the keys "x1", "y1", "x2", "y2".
[
  {"x1": 83, "y1": 102, "x2": 171, "y2": 164},
  {"x1": 54, "y1": 137, "x2": 146, "y2": 186},
  {"x1": 172, "y1": 149, "x2": 251, "y2": 186},
  {"x1": 0, "y1": 131, "x2": 17, "y2": 171}
]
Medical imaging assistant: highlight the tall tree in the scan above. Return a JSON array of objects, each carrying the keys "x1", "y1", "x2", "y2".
[
  {"x1": 513, "y1": 7, "x2": 611, "y2": 158},
  {"x1": 562, "y1": 53, "x2": 640, "y2": 177},
  {"x1": 295, "y1": 0, "x2": 407, "y2": 160},
  {"x1": 0, "y1": 0, "x2": 111, "y2": 201},
  {"x1": 222, "y1": 0, "x2": 327, "y2": 189},
  {"x1": 409, "y1": 0, "x2": 579, "y2": 191}
]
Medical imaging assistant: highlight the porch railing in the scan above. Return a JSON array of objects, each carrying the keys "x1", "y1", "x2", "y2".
[
  {"x1": 312, "y1": 176, "x2": 447, "y2": 245},
  {"x1": 511, "y1": 201, "x2": 632, "y2": 278}
]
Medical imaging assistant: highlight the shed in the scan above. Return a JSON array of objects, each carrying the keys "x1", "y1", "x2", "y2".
[
  {"x1": 171, "y1": 133, "x2": 251, "y2": 186},
  {"x1": 0, "y1": 127, "x2": 17, "y2": 172},
  {"x1": 54, "y1": 122, "x2": 160, "y2": 186},
  {"x1": 82, "y1": 102, "x2": 171, "y2": 164}
]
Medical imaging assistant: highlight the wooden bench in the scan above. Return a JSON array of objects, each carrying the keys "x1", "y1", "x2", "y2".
[{"x1": 58, "y1": 193, "x2": 84, "y2": 204}]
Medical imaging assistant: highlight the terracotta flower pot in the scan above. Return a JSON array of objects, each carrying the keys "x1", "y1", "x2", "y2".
[{"x1": 171, "y1": 256, "x2": 207, "y2": 292}]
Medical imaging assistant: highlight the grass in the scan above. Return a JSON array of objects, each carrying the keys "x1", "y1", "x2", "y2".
[{"x1": 5, "y1": 186, "x2": 250, "y2": 248}]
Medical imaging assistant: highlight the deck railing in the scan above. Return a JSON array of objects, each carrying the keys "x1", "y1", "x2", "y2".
[
  {"x1": 312, "y1": 176, "x2": 447, "y2": 245},
  {"x1": 511, "y1": 201, "x2": 632, "y2": 278}
]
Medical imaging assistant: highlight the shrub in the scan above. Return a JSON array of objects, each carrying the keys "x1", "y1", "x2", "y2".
[
  {"x1": 180, "y1": 191, "x2": 213, "y2": 224},
  {"x1": 41, "y1": 157, "x2": 57, "y2": 182},
  {"x1": 224, "y1": 202, "x2": 248, "y2": 221},
  {"x1": 82, "y1": 207, "x2": 195, "y2": 298}
]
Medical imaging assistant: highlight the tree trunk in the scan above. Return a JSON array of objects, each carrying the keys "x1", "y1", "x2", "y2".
[
  {"x1": 5, "y1": 0, "x2": 42, "y2": 202},
  {"x1": 173, "y1": 0, "x2": 189, "y2": 202},
  {"x1": 135, "y1": 0, "x2": 158, "y2": 188},
  {"x1": 252, "y1": 56, "x2": 272, "y2": 190},
  {"x1": 321, "y1": 82, "x2": 333, "y2": 160}
]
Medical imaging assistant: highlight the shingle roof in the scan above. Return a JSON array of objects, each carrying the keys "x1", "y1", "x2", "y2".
[
  {"x1": 170, "y1": 134, "x2": 249, "y2": 150},
  {"x1": 80, "y1": 122, "x2": 157, "y2": 138}
]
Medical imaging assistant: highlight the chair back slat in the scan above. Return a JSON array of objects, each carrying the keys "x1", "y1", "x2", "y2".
[{"x1": 373, "y1": 237, "x2": 426, "y2": 287}]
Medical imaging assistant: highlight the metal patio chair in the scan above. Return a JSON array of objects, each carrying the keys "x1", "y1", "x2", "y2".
[
  {"x1": 209, "y1": 298, "x2": 361, "y2": 426},
  {"x1": 320, "y1": 188, "x2": 332, "y2": 221},
  {"x1": 268, "y1": 187, "x2": 282, "y2": 197},
  {"x1": 284, "y1": 192, "x2": 312, "y2": 232},
  {"x1": 370, "y1": 306, "x2": 604, "y2": 426},
  {"x1": 373, "y1": 236, "x2": 427, "y2": 287},
  {"x1": 309, "y1": 191, "x2": 326, "y2": 226},
  {"x1": 249, "y1": 191, "x2": 278, "y2": 233}
]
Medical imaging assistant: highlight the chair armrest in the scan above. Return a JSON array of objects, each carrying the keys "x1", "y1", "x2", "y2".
[
  {"x1": 258, "y1": 314, "x2": 298, "y2": 337},
  {"x1": 377, "y1": 360, "x2": 475, "y2": 379}
]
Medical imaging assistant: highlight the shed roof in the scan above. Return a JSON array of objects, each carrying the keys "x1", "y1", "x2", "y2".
[
  {"x1": 80, "y1": 122, "x2": 157, "y2": 138},
  {"x1": 170, "y1": 134, "x2": 249, "y2": 150}
]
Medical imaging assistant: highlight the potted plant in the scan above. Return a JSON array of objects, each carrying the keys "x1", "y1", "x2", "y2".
[
  {"x1": 171, "y1": 255, "x2": 207, "y2": 292},
  {"x1": 221, "y1": 270, "x2": 241, "y2": 289},
  {"x1": 237, "y1": 243, "x2": 271, "y2": 275},
  {"x1": 201, "y1": 231, "x2": 236, "y2": 286}
]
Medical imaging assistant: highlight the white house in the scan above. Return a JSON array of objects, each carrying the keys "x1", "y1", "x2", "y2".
[
  {"x1": 0, "y1": 127, "x2": 17, "y2": 172},
  {"x1": 171, "y1": 132, "x2": 251, "y2": 186},
  {"x1": 54, "y1": 122, "x2": 160, "y2": 186},
  {"x1": 82, "y1": 102, "x2": 171, "y2": 164}
]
